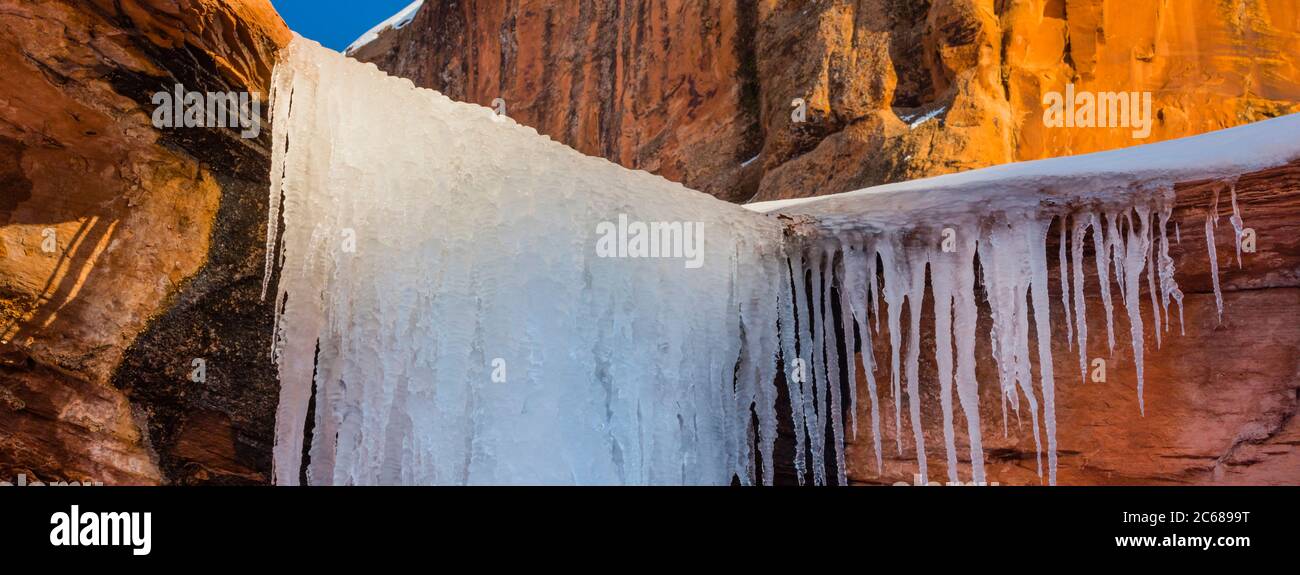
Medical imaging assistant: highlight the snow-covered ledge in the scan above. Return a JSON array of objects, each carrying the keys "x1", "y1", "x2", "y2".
[
  {"x1": 748, "y1": 113, "x2": 1300, "y2": 229},
  {"x1": 747, "y1": 114, "x2": 1300, "y2": 486}
]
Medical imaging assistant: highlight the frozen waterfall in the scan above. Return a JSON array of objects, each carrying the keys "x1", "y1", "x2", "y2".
[
  {"x1": 266, "y1": 36, "x2": 1297, "y2": 485},
  {"x1": 265, "y1": 37, "x2": 787, "y2": 486}
]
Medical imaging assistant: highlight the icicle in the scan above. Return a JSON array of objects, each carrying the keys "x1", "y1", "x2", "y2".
[
  {"x1": 868, "y1": 251, "x2": 881, "y2": 335},
  {"x1": 789, "y1": 251, "x2": 816, "y2": 484},
  {"x1": 843, "y1": 238, "x2": 884, "y2": 473},
  {"x1": 1157, "y1": 204, "x2": 1186, "y2": 335},
  {"x1": 950, "y1": 231, "x2": 985, "y2": 483},
  {"x1": 980, "y1": 214, "x2": 1044, "y2": 480},
  {"x1": 903, "y1": 246, "x2": 929, "y2": 481},
  {"x1": 820, "y1": 245, "x2": 847, "y2": 486},
  {"x1": 1027, "y1": 215, "x2": 1059, "y2": 485},
  {"x1": 266, "y1": 41, "x2": 331, "y2": 484},
  {"x1": 1106, "y1": 212, "x2": 1128, "y2": 308},
  {"x1": 836, "y1": 242, "x2": 859, "y2": 441},
  {"x1": 749, "y1": 250, "x2": 782, "y2": 486},
  {"x1": 1090, "y1": 212, "x2": 1117, "y2": 354},
  {"x1": 1059, "y1": 219, "x2": 1073, "y2": 351},
  {"x1": 930, "y1": 228, "x2": 960, "y2": 483},
  {"x1": 1229, "y1": 179, "x2": 1246, "y2": 268},
  {"x1": 778, "y1": 251, "x2": 808, "y2": 484},
  {"x1": 1146, "y1": 228, "x2": 1163, "y2": 349},
  {"x1": 733, "y1": 254, "x2": 758, "y2": 486},
  {"x1": 1120, "y1": 207, "x2": 1153, "y2": 414},
  {"x1": 262, "y1": 49, "x2": 295, "y2": 302},
  {"x1": 799, "y1": 248, "x2": 828, "y2": 485},
  {"x1": 1207, "y1": 186, "x2": 1224, "y2": 324},
  {"x1": 877, "y1": 236, "x2": 907, "y2": 455},
  {"x1": 1070, "y1": 214, "x2": 1090, "y2": 383}
]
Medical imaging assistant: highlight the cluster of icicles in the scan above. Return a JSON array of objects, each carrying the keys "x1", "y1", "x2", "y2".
[
  {"x1": 784, "y1": 202, "x2": 1135, "y2": 486},
  {"x1": 264, "y1": 37, "x2": 1250, "y2": 486},
  {"x1": 775, "y1": 182, "x2": 1247, "y2": 486}
]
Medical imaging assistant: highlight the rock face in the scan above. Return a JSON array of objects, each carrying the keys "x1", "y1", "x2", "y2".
[
  {"x1": 1, "y1": 0, "x2": 1297, "y2": 485},
  {"x1": 351, "y1": 0, "x2": 1300, "y2": 203},
  {"x1": 0, "y1": 0, "x2": 289, "y2": 485},
  {"x1": 353, "y1": 0, "x2": 766, "y2": 203}
]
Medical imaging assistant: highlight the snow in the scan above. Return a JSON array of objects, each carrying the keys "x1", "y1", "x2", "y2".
[
  {"x1": 345, "y1": 0, "x2": 424, "y2": 55},
  {"x1": 747, "y1": 112, "x2": 1300, "y2": 221},
  {"x1": 267, "y1": 34, "x2": 1298, "y2": 486},
  {"x1": 900, "y1": 106, "x2": 947, "y2": 129}
]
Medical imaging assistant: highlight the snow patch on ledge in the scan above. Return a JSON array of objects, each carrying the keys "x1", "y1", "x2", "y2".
[
  {"x1": 899, "y1": 106, "x2": 947, "y2": 129},
  {"x1": 345, "y1": 0, "x2": 424, "y2": 55},
  {"x1": 748, "y1": 113, "x2": 1300, "y2": 230}
]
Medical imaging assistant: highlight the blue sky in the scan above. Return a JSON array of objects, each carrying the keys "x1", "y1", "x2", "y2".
[{"x1": 271, "y1": 0, "x2": 416, "y2": 51}]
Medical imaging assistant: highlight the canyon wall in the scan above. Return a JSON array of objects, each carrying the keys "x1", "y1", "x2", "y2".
[{"x1": 0, "y1": 0, "x2": 290, "y2": 485}]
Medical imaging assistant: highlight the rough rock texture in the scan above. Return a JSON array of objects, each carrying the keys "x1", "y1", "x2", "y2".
[
  {"x1": 352, "y1": 0, "x2": 766, "y2": 203},
  {"x1": 352, "y1": 0, "x2": 1300, "y2": 203},
  {"x1": 0, "y1": 0, "x2": 289, "y2": 485}
]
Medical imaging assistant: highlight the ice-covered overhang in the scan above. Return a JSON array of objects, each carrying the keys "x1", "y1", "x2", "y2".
[{"x1": 749, "y1": 113, "x2": 1300, "y2": 233}]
